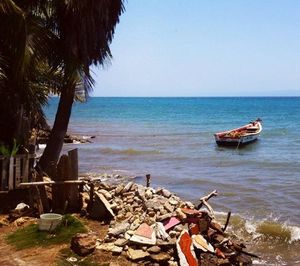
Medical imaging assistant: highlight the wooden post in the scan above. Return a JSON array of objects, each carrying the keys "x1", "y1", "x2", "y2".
[
  {"x1": 15, "y1": 157, "x2": 21, "y2": 188},
  {"x1": 146, "y1": 174, "x2": 151, "y2": 188},
  {"x1": 23, "y1": 154, "x2": 29, "y2": 183},
  {"x1": 1, "y1": 157, "x2": 8, "y2": 191},
  {"x1": 67, "y1": 149, "x2": 80, "y2": 212},
  {"x1": 52, "y1": 155, "x2": 69, "y2": 213},
  {"x1": 8, "y1": 157, "x2": 14, "y2": 190}
]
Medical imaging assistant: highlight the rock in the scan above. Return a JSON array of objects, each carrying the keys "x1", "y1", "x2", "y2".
[
  {"x1": 0, "y1": 217, "x2": 9, "y2": 227},
  {"x1": 98, "y1": 189, "x2": 112, "y2": 200},
  {"x1": 130, "y1": 222, "x2": 140, "y2": 231},
  {"x1": 115, "y1": 184, "x2": 124, "y2": 195},
  {"x1": 145, "y1": 196, "x2": 167, "y2": 210},
  {"x1": 150, "y1": 253, "x2": 171, "y2": 262},
  {"x1": 137, "y1": 185, "x2": 146, "y2": 201},
  {"x1": 108, "y1": 222, "x2": 130, "y2": 236},
  {"x1": 169, "y1": 231, "x2": 177, "y2": 238},
  {"x1": 123, "y1": 182, "x2": 133, "y2": 192},
  {"x1": 147, "y1": 246, "x2": 161, "y2": 254},
  {"x1": 96, "y1": 242, "x2": 114, "y2": 252},
  {"x1": 185, "y1": 201, "x2": 194, "y2": 208},
  {"x1": 127, "y1": 248, "x2": 149, "y2": 261},
  {"x1": 162, "y1": 189, "x2": 172, "y2": 198},
  {"x1": 114, "y1": 238, "x2": 128, "y2": 247},
  {"x1": 145, "y1": 189, "x2": 153, "y2": 199},
  {"x1": 164, "y1": 201, "x2": 174, "y2": 213},
  {"x1": 168, "y1": 261, "x2": 178, "y2": 266},
  {"x1": 169, "y1": 199, "x2": 178, "y2": 206},
  {"x1": 13, "y1": 217, "x2": 35, "y2": 227},
  {"x1": 111, "y1": 245, "x2": 123, "y2": 255},
  {"x1": 175, "y1": 208, "x2": 187, "y2": 220},
  {"x1": 71, "y1": 233, "x2": 97, "y2": 256},
  {"x1": 157, "y1": 213, "x2": 173, "y2": 222},
  {"x1": 88, "y1": 192, "x2": 115, "y2": 220}
]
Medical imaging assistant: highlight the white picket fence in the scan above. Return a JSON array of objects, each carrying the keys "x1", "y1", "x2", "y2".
[{"x1": 0, "y1": 154, "x2": 35, "y2": 192}]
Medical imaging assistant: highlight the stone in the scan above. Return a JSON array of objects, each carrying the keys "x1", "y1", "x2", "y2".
[
  {"x1": 164, "y1": 201, "x2": 174, "y2": 213},
  {"x1": 148, "y1": 211, "x2": 156, "y2": 217},
  {"x1": 108, "y1": 222, "x2": 130, "y2": 236},
  {"x1": 96, "y1": 242, "x2": 114, "y2": 252},
  {"x1": 114, "y1": 238, "x2": 128, "y2": 247},
  {"x1": 137, "y1": 185, "x2": 146, "y2": 201},
  {"x1": 150, "y1": 253, "x2": 171, "y2": 262},
  {"x1": 157, "y1": 213, "x2": 173, "y2": 222},
  {"x1": 162, "y1": 189, "x2": 172, "y2": 198},
  {"x1": 115, "y1": 184, "x2": 124, "y2": 195},
  {"x1": 111, "y1": 245, "x2": 123, "y2": 255},
  {"x1": 145, "y1": 189, "x2": 153, "y2": 199},
  {"x1": 175, "y1": 208, "x2": 187, "y2": 220},
  {"x1": 71, "y1": 233, "x2": 97, "y2": 256},
  {"x1": 123, "y1": 182, "x2": 133, "y2": 192},
  {"x1": 169, "y1": 231, "x2": 177, "y2": 238},
  {"x1": 169, "y1": 199, "x2": 178, "y2": 206},
  {"x1": 98, "y1": 189, "x2": 112, "y2": 200},
  {"x1": 88, "y1": 192, "x2": 115, "y2": 220},
  {"x1": 127, "y1": 248, "x2": 149, "y2": 261},
  {"x1": 130, "y1": 222, "x2": 140, "y2": 231},
  {"x1": 145, "y1": 196, "x2": 167, "y2": 210},
  {"x1": 185, "y1": 201, "x2": 194, "y2": 208},
  {"x1": 147, "y1": 246, "x2": 161, "y2": 254}
]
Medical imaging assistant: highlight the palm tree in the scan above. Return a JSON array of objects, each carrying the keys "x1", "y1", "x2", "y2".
[
  {"x1": 0, "y1": 0, "x2": 56, "y2": 148},
  {"x1": 38, "y1": 0, "x2": 125, "y2": 173}
]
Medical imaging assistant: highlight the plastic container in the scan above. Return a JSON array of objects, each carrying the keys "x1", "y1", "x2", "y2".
[{"x1": 38, "y1": 213, "x2": 63, "y2": 231}]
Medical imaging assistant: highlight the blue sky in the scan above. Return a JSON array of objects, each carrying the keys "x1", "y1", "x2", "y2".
[{"x1": 92, "y1": 0, "x2": 300, "y2": 96}]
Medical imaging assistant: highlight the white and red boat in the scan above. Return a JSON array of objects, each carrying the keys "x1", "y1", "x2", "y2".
[{"x1": 214, "y1": 119, "x2": 262, "y2": 146}]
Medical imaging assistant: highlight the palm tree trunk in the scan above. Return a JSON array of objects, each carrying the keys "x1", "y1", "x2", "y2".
[{"x1": 39, "y1": 86, "x2": 75, "y2": 175}]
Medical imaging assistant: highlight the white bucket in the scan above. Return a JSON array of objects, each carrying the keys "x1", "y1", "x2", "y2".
[{"x1": 38, "y1": 213, "x2": 63, "y2": 231}]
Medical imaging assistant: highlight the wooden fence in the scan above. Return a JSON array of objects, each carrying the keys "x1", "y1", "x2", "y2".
[{"x1": 0, "y1": 154, "x2": 36, "y2": 192}]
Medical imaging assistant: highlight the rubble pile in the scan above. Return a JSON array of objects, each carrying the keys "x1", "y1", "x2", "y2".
[{"x1": 80, "y1": 180, "x2": 257, "y2": 265}]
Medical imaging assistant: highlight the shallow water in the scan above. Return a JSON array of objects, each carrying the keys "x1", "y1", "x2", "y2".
[{"x1": 45, "y1": 97, "x2": 300, "y2": 264}]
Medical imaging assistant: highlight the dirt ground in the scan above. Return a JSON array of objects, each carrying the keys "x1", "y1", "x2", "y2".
[{"x1": 0, "y1": 215, "x2": 134, "y2": 266}]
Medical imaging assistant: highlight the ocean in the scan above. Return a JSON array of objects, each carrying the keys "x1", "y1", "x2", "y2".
[{"x1": 45, "y1": 97, "x2": 300, "y2": 265}]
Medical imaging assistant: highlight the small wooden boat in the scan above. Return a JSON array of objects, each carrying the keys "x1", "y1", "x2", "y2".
[{"x1": 214, "y1": 119, "x2": 262, "y2": 146}]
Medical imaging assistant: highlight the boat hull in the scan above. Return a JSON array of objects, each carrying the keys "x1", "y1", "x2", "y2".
[{"x1": 214, "y1": 120, "x2": 262, "y2": 147}]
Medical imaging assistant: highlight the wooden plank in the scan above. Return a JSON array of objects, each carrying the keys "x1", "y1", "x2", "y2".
[
  {"x1": 8, "y1": 157, "x2": 14, "y2": 190},
  {"x1": 68, "y1": 149, "x2": 78, "y2": 180},
  {"x1": 23, "y1": 154, "x2": 29, "y2": 183},
  {"x1": 68, "y1": 149, "x2": 80, "y2": 211},
  {"x1": 18, "y1": 180, "x2": 84, "y2": 187},
  {"x1": 1, "y1": 158, "x2": 8, "y2": 191},
  {"x1": 15, "y1": 157, "x2": 21, "y2": 187}
]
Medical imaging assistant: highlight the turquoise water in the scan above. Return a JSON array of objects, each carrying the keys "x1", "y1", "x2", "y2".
[
  {"x1": 45, "y1": 97, "x2": 300, "y2": 264},
  {"x1": 45, "y1": 97, "x2": 300, "y2": 222}
]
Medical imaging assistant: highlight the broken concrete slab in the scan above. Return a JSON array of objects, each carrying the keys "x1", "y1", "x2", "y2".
[{"x1": 127, "y1": 248, "x2": 150, "y2": 261}]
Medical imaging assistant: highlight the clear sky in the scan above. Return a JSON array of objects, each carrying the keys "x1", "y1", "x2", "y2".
[{"x1": 92, "y1": 0, "x2": 300, "y2": 97}]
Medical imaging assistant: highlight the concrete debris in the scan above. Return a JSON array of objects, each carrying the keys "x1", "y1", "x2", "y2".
[{"x1": 81, "y1": 178, "x2": 257, "y2": 265}]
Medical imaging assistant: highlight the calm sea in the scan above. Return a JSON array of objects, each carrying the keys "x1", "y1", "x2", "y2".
[{"x1": 45, "y1": 97, "x2": 300, "y2": 264}]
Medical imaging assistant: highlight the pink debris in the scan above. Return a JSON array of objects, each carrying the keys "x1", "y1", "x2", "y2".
[
  {"x1": 135, "y1": 223, "x2": 154, "y2": 239},
  {"x1": 163, "y1": 217, "x2": 181, "y2": 231}
]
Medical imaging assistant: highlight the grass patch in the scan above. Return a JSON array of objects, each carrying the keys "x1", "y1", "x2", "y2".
[{"x1": 6, "y1": 214, "x2": 87, "y2": 250}]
